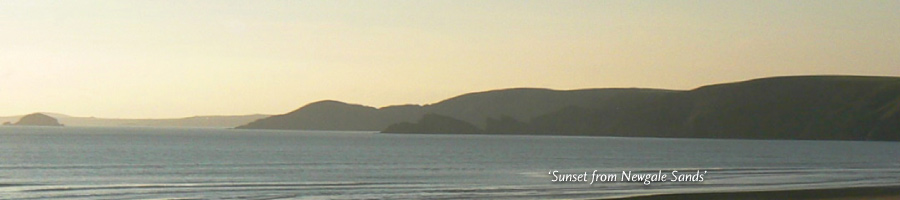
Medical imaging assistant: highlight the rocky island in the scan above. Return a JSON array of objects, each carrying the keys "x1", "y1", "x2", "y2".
[{"x1": 8, "y1": 113, "x2": 65, "y2": 126}]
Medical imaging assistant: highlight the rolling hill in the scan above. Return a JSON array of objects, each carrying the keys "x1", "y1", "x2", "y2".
[{"x1": 237, "y1": 75, "x2": 900, "y2": 141}]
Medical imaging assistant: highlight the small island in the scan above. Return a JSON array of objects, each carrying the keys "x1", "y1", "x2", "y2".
[{"x1": 6, "y1": 113, "x2": 65, "y2": 127}]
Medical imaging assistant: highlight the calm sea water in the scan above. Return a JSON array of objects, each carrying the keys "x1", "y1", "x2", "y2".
[{"x1": 1, "y1": 126, "x2": 899, "y2": 199}]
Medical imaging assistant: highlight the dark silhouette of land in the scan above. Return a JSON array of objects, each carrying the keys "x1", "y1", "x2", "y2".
[
  {"x1": 382, "y1": 113, "x2": 482, "y2": 134},
  {"x1": 0, "y1": 113, "x2": 268, "y2": 128},
  {"x1": 6, "y1": 113, "x2": 64, "y2": 126},
  {"x1": 237, "y1": 88, "x2": 671, "y2": 130},
  {"x1": 237, "y1": 75, "x2": 900, "y2": 141},
  {"x1": 236, "y1": 100, "x2": 425, "y2": 131}
]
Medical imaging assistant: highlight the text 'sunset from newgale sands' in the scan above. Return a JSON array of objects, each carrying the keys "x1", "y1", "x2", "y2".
[{"x1": 548, "y1": 170, "x2": 706, "y2": 185}]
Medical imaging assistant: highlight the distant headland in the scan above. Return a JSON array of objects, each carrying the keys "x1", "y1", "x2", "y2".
[
  {"x1": 236, "y1": 75, "x2": 900, "y2": 142},
  {"x1": 0, "y1": 113, "x2": 268, "y2": 128}
]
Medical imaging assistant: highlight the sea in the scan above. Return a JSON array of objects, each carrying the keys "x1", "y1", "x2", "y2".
[{"x1": 1, "y1": 126, "x2": 899, "y2": 199}]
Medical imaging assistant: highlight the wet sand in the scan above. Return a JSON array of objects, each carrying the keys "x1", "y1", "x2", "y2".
[{"x1": 607, "y1": 186, "x2": 900, "y2": 200}]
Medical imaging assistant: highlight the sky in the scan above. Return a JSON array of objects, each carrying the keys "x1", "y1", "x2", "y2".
[{"x1": 1, "y1": 0, "x2": 898, "y2": 118}]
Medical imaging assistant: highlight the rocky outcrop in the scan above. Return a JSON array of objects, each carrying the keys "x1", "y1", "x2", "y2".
[{"x1": 13, "y1": 113, "x2": 64, "y2": 126}]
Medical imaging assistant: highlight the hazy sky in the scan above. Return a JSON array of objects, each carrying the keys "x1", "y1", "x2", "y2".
[{"x1": 1, "y1": 0, "x2": 898, "y2": 118}]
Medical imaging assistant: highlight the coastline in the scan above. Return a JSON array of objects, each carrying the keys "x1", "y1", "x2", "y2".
[{"x1": 604, "y1": 186, "x2": 900, "y2": 200}]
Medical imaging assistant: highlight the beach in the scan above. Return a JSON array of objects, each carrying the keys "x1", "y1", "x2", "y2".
[{"x1": 610, "y1": 186, "x2": 900, "y2": 200}]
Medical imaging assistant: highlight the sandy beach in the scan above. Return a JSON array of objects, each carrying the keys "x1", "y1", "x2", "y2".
[{"x1": 607, "y1": 186, "x2": 900, "y2": 200}]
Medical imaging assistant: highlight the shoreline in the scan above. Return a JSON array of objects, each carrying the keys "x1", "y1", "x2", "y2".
[{"x1": 605, "y1": 186, "x2": 900, "y2": 200}]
